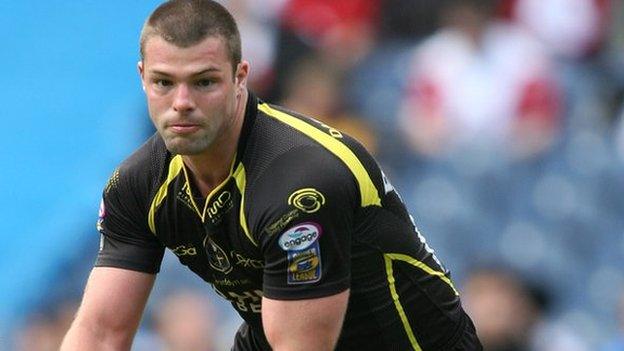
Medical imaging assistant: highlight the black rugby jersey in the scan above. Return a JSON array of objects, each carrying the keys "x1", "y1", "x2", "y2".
[{"x1": 95, "y1": 93, "x2": 479, "y2": 350}]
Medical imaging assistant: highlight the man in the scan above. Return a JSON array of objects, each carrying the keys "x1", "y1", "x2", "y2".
[{"x1": 61, "y1": 1, "x2": 481, "y2": 350}]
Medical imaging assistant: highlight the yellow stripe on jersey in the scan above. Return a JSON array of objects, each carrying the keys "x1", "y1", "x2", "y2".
[
  {"x1": 148, "y1": 155, "x2": 185, "y2": 234},
  {"x1": 258, "y1": 103, "x2": 381, "y2": 208},
  {"x1": 386, "y1": 253, "x2": 459, "y2": 296},
  {"x1": 179, "y1": 164, "x2": 203, "y2": 219},
  {"x1": 383, "y1": 253, "x2": 460, "y2": 350},
  {"x1": 384, "y1": 255, "x2": 422, "y2": 351},
  {"x1": 233, "y1": 163, "x2": 257, "y2": 246}
]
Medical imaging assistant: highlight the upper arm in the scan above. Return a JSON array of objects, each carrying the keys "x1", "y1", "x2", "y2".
[
  {"x1": 62, "y1": 267, "x2": 155, "y2": 350},
  {"x1": 262, "y1": 289, "x2": 350, "y2": 351},
  {"x1": 96, "y1": 164, "x2": 165, "y2": 273},
  {"x1": 249, "y1": 147, "x2": 357, "y2": 348}
]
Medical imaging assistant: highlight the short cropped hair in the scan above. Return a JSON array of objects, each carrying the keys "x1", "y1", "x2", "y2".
[{"x1": 140, "y1": 0, "x2": 241, "y2": 71}]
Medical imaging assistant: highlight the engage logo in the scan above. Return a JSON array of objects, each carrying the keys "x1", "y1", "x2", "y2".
[{"x1": 278, "y1": 222, "x2": 322, "y2": 251}]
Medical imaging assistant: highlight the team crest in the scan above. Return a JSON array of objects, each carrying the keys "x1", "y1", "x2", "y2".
[{"x1": 204, "y1": 237, "x2": 232, "y2": 274}]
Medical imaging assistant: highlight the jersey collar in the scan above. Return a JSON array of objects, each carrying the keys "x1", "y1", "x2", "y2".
[{"x1": 233, "y1": 90, "x2": 257, "y2": 167}]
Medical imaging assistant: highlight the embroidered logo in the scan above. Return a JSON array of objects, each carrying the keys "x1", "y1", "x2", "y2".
[
  {"x1": 204, "y1": 237, "x2": 232, "y2": 274},
  {"x1": 288, "y1": 188, "x2": 325, "y2": 214}
]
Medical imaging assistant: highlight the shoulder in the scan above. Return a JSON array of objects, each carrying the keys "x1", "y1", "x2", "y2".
[
  {"x1": 246, "y1": 103, "x2": 357, "y2": 189},
  {"x1": 97, "y1": 134, "x2": 170, "y2": 243},
  {"x1": 244, "y1": 102, "x2": 384, "y2": 209},
  {"x1": 104, "y1": 133, "x2": 169, "y2": 205}
]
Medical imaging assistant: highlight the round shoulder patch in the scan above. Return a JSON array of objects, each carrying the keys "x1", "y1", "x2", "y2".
[
  {"x1": 278, "y1": 222, "x2": 322, "y2": 251},
  {"x1": 288, "y1": 188, "x2": 325, "y2": 213}
]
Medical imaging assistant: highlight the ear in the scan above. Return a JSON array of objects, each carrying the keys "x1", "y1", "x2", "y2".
[
  {"x1": 138, "y1": 61, "x2": 146, "y2": 91},
  {"x1": 235, "y1": 61, "x2": 250, "y2": 92}
]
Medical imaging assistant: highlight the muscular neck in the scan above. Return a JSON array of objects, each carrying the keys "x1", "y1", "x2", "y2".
[{"x1": 183, "y1": 90, "x2": 248, "y2": 197}]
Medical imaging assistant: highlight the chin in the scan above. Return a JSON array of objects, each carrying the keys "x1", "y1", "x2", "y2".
[{"x1": 165, "y1": 139, "x2": 212, "y2": 156}]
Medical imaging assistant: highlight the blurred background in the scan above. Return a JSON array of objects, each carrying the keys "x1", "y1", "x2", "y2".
[{"x1": 1, "y1": 0, "x2": 624, "y2": 350}]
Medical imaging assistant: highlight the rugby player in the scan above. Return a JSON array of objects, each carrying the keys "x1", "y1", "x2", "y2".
[{"x1": 61, "y1": 1, "x2": 481, "y2": 350}]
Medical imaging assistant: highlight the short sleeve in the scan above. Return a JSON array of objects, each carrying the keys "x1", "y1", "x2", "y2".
[
  {"x1": 250, "y1": 146, "x2": 358, "y2": 300},
  {"x1": 95, "y1": 167, "x2": 165, "y2": 274}
]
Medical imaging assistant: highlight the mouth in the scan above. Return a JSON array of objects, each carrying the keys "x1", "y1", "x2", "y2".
[{"x1": 168, "y1": 122, "x2": 201, "y2": 134}]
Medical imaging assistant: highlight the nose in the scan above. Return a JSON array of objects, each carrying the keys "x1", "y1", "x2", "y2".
[{"x1": 172, "y1": 84, "x2": 195, "y2": 113}]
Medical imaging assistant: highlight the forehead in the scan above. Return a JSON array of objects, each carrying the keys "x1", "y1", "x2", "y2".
[{"x1": 142, "y1": 35, "x2": 231, "y2": 74}]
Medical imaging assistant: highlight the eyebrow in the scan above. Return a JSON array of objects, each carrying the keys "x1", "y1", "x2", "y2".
[{"x1": 148, "y1": 68, "x2": 222, "y2": 77}]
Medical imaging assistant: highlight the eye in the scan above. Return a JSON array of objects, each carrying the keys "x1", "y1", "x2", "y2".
[
  {"x1": 155, "y1": 79, "x2": 173, "y2": 87},
  {"x1": 195, "y1": 79, "x2": 214, "y2": 88}
]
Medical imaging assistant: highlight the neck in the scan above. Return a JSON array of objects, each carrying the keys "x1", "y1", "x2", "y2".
[{"x1": 183, "y1": 90, "x2": 249, "y2": 197}]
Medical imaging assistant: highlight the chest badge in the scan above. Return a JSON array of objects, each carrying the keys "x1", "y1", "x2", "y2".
[{"x1": 204, "y1": 237, "x2": 232, "y2": 274}]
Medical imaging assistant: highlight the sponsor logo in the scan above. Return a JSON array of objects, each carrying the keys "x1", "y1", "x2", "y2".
[
  {"x1": 204, "y1": 237, "x2": 232, "y2": 274},
  {"x1": 172, "y1": 244, "x2": 197, "y2": 256},
  {"x1": 313, "y1": 119, "x2": 343, "y2": 139},
  {"x1": 287, "y1": 244, "x2": 322, "y2": 284},
  {"x1": 278, "y1": 223, "x2": 323, "y2": 284},
  {"x1": 177, "y1": 183, "x2": 197, "y2": 212},
  {"x1": 96, "y1": 199, "x2": 106, "y2": 232},
  {"x1": 231, "y1": 250, "x2": 264, "y2": 269},
  {"x1": 288, "y1": 250, "x2": 320, "y2": 274},
  {"x1": 264, "y1": 209, "x2": 300, "y2": 236},
  {"x1": 214, "y1": 288, "x2": 263, "y2": 313},
  {"x1": 288, "y1": 188, "x2": 325, "y2": 214},
  {"x1": 278, "y1": 223, "x2": 322, "y2": 251},
  {"x1": 206, "y1": 190, "x2": 234, "y2": 224},
  {"x1": 213, "y1": 278, "x2": 251, "y2": 287}
]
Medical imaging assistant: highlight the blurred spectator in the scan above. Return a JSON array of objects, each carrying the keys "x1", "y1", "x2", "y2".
[
  {"x1": 280, "y1": 56, "x2": 378, "y2": 154},
  {"x1": 507, "y1": 0, "x2": 619, "y2": 134},
  {"x1": 398, "y1": 0, "x2": 561, "y2": 159},
  {"x1": 508, "y1": 0, "x2": 610, "y2": 60},
  {"x1": 462, "y1": 266, "x2": 590, "y2": 351},
  {"x1": 605, "y1": 0, "x2": 624, "y2": 90},
  {"x1": 223, "y1": 0, "x2": 287, "y2": 96},
  {"x1": 270, "y1": 0, "x2": 380, "y2": 100},
  {"x1": 15, "y1": 301, "x2": 78, "y2": 351},
  {"x1": 462, "y1": 267, "x2": 541, "y2": 351},
  {"x1": 615, "y1": 105, "x2": 624, "y2": 161},
  {"x1": 377, "y1": 0, "x2": 444, "y2": 41},
  {"x1": 153, "y1": 290, "x2": 219, "y2": 351},
  {"x1": 601, "y1": 291, "x2": 624, "y2": 351},
  {"x1": 15, "y1": 314, "x2": 59, "y2": 351}
]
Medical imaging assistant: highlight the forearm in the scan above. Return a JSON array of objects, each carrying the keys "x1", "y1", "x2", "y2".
[{"x1": 60, "y1": 267, "x2": 155, "y2": 351}]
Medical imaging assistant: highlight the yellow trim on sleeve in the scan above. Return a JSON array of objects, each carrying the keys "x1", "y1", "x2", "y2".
[
  {"x1": 385, "y1": 253, "x2": 459, "y2": 296},
  {"x1": 384, "y1": 255, "x2": 422, "y2": 351},
  {"x1": 383, "y1": 253, "x2": 460, "y2": 350},
  {"x1": 258, "y1": 103, "x2": 381, "y2": 207},
  {"x1": 233, "y1": 163, "x2": 257, "y2": 246},
  {"x1": 148, "y1": 155, "x2": 185, "y2": 234}
]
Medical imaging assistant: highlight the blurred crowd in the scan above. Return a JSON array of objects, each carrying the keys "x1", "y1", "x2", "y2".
[{"x1": 12, "y1": 0, "x2": 624, "y2": 349}]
